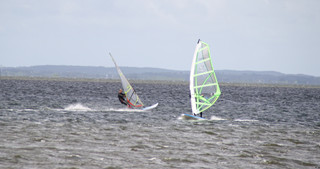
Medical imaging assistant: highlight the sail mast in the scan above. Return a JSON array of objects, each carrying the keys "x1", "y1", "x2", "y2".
[{"x1": 190, "y1": 40, "x2": 201, "y2": 114}]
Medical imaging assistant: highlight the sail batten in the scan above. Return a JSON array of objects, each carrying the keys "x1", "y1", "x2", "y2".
[
  {"x1": 195, "y1": 58, "x2": 211, "y2": 64},
  {"x1": 193, "y1": 83, "x2": 218, "y2": 89},
  {"x1": 190, "y1": 40, "x2": 220, "y2": 115},
  {"x1": 194, "y1": 70, "x2": 215, "y2": 77}
]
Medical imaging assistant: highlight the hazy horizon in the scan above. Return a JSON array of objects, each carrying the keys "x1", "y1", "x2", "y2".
[{"x1": 1, "y1": 0, "x2": 319, "y2": 76}]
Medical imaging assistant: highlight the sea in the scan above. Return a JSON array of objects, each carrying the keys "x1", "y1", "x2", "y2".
[{"x1": 0, "y1": 78, "x2": 319, "y2": 169}]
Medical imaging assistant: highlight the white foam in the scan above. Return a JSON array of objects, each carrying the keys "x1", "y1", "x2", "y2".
[
  {"x1": 64, "y1": 103, "x2": 92, "y2": 111},
  {"x1": 0, "y1": 108, "x2": 18, "y2": 111},
  {"x1": 1, "y1": 108, "x2": 38, "y2": 112},
  {"x1": 210, "y1": 116, "x2": 227, "y2": 121},
  {"x1": 54, "y1": 105, "x2": 151, "y2": 112},
  {"x1": 177, "y1": 115, "x2": 184, "y2": 120},
  {"x1": 106, "y1": 108, "x2": 144, "y2": 112},
  {"x1": 234, "y1": 119, "x2": 259, "y2": 122}
]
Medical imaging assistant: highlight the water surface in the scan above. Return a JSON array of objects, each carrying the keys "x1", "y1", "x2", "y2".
[{"x1": 0, "y1": 78, "x2": 319, "y2": 168}]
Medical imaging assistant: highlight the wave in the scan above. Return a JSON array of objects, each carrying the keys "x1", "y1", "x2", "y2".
[
  {"x1": 64, "y1": 103, "x2": 92, "y2": 111},
  {"x1": 210, "y1": 116, "x2": 227, "y2": 121},
  {"x1": 102, "y1": 108, "x2": 145, "y2": 112},
  {"x1": 234, "y1": 119, "x2": 259, "y2": 122},
  {"x1": 63, "y1": 104, "x2": 147, "y2": 112},
  {"x1": 0, "y1": 108, "x2": 41, "y2": 112},
  {"x1": 0, "y1": 105, "x2": 147, "y2": 113}
]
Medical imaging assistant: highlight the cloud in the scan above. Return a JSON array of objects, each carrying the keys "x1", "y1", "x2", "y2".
[{"x1": 0, "y1": 0, "x2": 319, "y2": 76}]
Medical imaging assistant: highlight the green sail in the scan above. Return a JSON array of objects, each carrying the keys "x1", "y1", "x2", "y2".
[{"x1": 190, "y1": 40, "x2": 221, "y2": 114}]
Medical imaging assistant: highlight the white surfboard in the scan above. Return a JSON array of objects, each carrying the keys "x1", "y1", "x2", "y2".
[
  {"x1": 180, "y1": 113, "x2": 206, "y2": 120},
  {"x1": 142, "y1": 103, "x2": 158, "y2": 111}
]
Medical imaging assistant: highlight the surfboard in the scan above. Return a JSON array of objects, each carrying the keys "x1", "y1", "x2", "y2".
[
  {"x1": 142, "y1": 103, "x2": 158, "y2": 111},
  {"x1": 180, "y1": 113, "x2": 206, "y2": 120}
]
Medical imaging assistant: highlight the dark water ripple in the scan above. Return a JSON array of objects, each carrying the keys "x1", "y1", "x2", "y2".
[{"x1": 0, "y1": 79, "x2": 320, "y2": 168}]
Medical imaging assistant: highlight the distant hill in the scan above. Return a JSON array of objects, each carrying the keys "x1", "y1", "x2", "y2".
[
  {"x1": 1, "y1": 65, "x2": 188, "y2": 81},
  {"x1": 217, "y1": 70, "x2": 320, "y2": 85},
  {"x1": 1, "y1": 65, "x2": 320, "y2": 85}
]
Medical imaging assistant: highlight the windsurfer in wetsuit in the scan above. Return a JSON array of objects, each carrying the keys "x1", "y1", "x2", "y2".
[
  {"x1": 118, "y1": 89, "x2": 132, "y2": 108},
  {"x1": 190, "y1": 93, "x2": 203, "y2": 118},
  {"x1": 193, "y1": 112, "x2": 203, "y2": 118}
]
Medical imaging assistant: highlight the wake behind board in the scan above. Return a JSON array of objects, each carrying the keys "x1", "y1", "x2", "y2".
[
  {"x1": 180, "y1": 114, "x2": 206, "y2": 120},
  {"x1": 142, "y1": 103, "x2": 158, "y2": 111}
]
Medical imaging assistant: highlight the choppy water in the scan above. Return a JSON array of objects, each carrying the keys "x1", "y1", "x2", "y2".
[{"x1": 0, "y1": 78, "x2": 319, "y2": 169}]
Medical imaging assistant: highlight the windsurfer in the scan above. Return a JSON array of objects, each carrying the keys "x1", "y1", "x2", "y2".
[
  {"x1": 118, "y1": 89, "x2": 132, "y2": 108},
  {"x1": 193, "y1": 112, "x2": 203, "y2": 118},
  {"x1": 190, "y1": 93, "x2": 203, "y2": 118}
]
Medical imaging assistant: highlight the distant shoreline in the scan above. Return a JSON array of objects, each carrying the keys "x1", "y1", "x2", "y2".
[
  {"x1": 2, "y1": 76, "x2": 319, "y2": 88},
  {"x1": 0, "y1": 76, "x2": 187, "y2": 85},
  {"x1": 2, "y1": 65, "x2": 320, "y2": 86}
]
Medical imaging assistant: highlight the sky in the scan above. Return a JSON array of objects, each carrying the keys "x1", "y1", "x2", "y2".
[{"x1": 0, "y1": 0, "x2": 320, "y2": 76}]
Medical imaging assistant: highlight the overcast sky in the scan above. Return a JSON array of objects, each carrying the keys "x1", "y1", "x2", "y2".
[{"x1": 1, "y1": 0, "x2": 319, "y2": 76}]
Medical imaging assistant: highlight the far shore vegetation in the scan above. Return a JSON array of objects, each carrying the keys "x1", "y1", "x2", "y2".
[{"x1": 2, "y1": 76, "x2": 319, "y2": 88}]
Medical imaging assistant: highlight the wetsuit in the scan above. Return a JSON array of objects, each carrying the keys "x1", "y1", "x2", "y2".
[
  {"x1": 118, "y1": 92, "x2": 127, "y2": 106},
  {"x1": 193, "y1": 112, "x2": 203, "y2": 117},
  {"x1": 118, "y1": 92, "x2": 132, "y2": 108}
]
